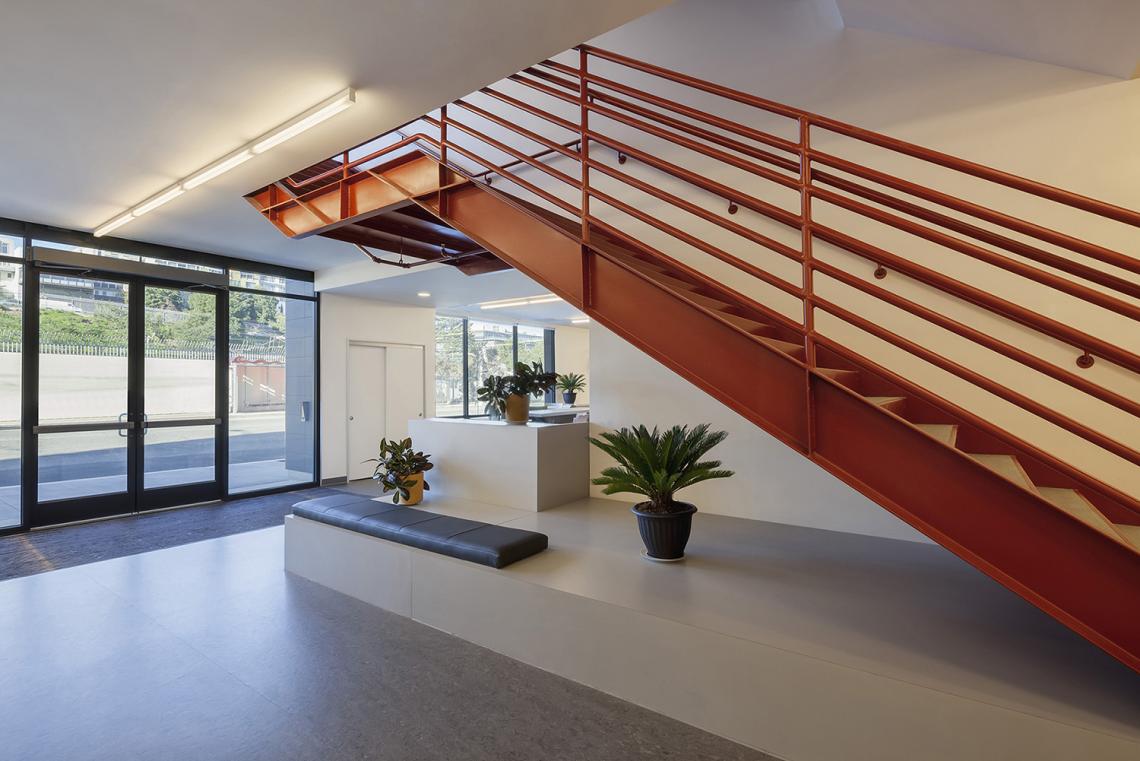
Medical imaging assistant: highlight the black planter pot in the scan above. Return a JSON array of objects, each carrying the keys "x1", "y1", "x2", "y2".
[
  {"x1": 631, "y1": 502, "x2": 697, "y2": 561},
  {"x1": 562, "y1": 391, "x2": 577, "y2": 405}
]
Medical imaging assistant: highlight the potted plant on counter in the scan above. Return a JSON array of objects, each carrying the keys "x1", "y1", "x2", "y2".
[
  {"x1": 476, "y1": 374, "x2": 509, "y2": 421},
  {"x1": 368, "y1": 437, "x2": 434, "y2": 505},
  {"x1": 504, "y1": 361, "x2": 558, "y2": 425},
  {"x1": 556, "y1": 372, "x2": 586, "y2": 405},
  {"x1": 590, "y1": 424, "x2": 733, "y2": 561}
]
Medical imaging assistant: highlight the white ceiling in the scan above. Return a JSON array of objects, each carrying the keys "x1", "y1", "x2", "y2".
[
  {"x1": 0, "y1": 0, "x2": 666, "y2": 271},
  {"x1": 322, "y1": 264, "x2": 587, "y2": 325},
  {"x1": 837, "y1": 0, "x2": 1140, "y2": 78}
]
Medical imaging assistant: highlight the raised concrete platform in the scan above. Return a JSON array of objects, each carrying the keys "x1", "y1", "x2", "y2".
[{"x1": 285, "y1": 495, "x2": 1140, "y2": 761}]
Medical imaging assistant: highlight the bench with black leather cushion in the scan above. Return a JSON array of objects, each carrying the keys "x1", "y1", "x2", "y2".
[{"x1": 292, "y1": 494, "x2": 548, "y2": 569}]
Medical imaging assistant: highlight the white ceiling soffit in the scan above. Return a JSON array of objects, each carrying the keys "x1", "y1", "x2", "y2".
[
  {"x1": 0, "y1": 0, "x2": 667, "y2": 270},
  {"x1": 836, "y1": 0, "x2": 1140, "y2": 79},
  {"x1": 321, "y1": 266, "x2": 586, "y2": 324}
]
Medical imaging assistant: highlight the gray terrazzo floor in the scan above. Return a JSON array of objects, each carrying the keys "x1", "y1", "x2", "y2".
[{"x1": 0, "y1": 526, "x2": 775, "y2": 760}]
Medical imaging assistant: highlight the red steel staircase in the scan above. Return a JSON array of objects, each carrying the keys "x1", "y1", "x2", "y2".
[{"x1": 247, "y1": 46, "x2": 1140, "y2": 673}]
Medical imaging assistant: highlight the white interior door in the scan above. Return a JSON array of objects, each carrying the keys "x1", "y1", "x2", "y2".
[
  {"x1": 385, "y1": 345, "x2": 425, "y2": 441},
  {"x1": 347, "y1": 344, "x2": 386, "y2": 481}
]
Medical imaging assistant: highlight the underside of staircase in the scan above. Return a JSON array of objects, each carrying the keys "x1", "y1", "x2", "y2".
[{"x1": 246, "y1": 46, "x2": 1140, "y2": 674}]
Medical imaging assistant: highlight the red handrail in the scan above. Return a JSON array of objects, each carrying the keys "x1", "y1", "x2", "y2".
[{"x1": 257, "y1": 43, "x2": 1140, "y2": 510}]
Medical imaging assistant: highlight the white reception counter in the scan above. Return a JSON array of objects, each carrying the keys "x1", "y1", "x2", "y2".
[{"x1": 407, "y1": 418, "x2": 590, "y2": 511}]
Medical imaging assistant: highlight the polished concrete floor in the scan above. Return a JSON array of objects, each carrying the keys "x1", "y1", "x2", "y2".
[
  {"x1": 316, "y1": 486, "x2": 1140, "y2": 744},
  {"x1": 0, "y1": 526, "x2": 774, "y2": 761}
]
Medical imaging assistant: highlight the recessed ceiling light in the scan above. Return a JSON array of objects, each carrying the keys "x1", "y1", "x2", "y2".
[
  {"x1": 417, "y1": 291, "x2": 431, "y2": 298},
  {"x1": 92, "y1": 87, "x2": 356, "y2": 237}
]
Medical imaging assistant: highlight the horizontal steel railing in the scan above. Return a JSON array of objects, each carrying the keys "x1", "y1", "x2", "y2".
[{"x1": 259, "y1": 43, "x2": 1140, "y2": 505}]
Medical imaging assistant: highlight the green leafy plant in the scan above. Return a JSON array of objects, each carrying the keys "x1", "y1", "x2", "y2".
[
  {"x1": 589, "y1": 424, "x2": 734, "y2": 514},
  {"x1": 556, "y1": 372, "x2": 586, "y2": 393},
  {"x1": 367, "y1": 437, "x2": 434, "y2": 504},
  {"x1": 507, "y1": 361, "x2": 558, "y2": 398},
  {"x1": 476, "y1": 374, "x2": 509, "y2": 416}
]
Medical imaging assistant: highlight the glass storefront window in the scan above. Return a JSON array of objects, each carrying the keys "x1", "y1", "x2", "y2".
[
  {"x1": 31, "y1": 240, "x2": 223, "y2": 274},
  {"x1": 228, "y1": 294, "x2": 315, "y2": 494},
  {"x1": 435, "y1": 317, "x2": 554, "y2": 418},
  {"x1": 0, "y1": 262, "x2": 20, "y2": 528},
  {"x1": 229, "y1": 268, "x2": 315, "y2": 297},
  {"x1": 467, "y1": 320, "x2": 513, "y2": 415},
  {"x1": 0, "y1": 233, "x2": 24, "y2": 260},
  {"x1": 435, "y1": 315, "x2": 465, "y2": 417}
]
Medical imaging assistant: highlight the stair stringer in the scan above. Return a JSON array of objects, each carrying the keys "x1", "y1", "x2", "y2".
[{"x1": 378, "y1": 152, "x2": 1140, "y2": 674}]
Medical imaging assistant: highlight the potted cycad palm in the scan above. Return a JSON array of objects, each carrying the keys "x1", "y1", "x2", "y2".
[
  {"x1": 556, "y1": 372, "x2": 586, "y2": 405},
  {"x1": 590, "y1": 424, "x2": 733, "y2": 561}
]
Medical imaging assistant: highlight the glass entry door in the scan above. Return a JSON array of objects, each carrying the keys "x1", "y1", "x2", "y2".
[
  {"x1": 30, "y1": 273, "x2": 223, "y2": 526},
  {"x1": 140, "y1": 285, "x2": 222, "y2": 509}
]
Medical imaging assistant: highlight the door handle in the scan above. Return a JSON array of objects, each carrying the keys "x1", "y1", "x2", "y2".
[
  {"x1": 141, "y1": 412, "x2": 148, "y2": 436},
  {"x1": 118, "y1": 412, "x2": 129, "y2": 437},
  {"x1": 349, "y1": 415, "x2": 354, "y2": 421}
]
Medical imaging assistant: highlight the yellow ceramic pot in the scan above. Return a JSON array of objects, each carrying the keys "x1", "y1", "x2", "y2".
[
  {"x1": 504, "y1": 393, "x2": 530, "y2": 425},
  {"x1": 403, "y1": 472, "x2": 425, "y2": 506}
]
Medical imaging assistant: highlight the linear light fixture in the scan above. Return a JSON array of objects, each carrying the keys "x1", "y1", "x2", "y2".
[
  {"x1": 93, "y1": 88, "x2": 355, "y2": 237},
  {"x1": 571, "y1": 318, "x2": 590, "y2": 324},
  {"x1": 253, "y1": 89, "x2": 355, "y2": 154},
  {"x1": 479, "y1": 294, "x2": 563, "y2": 310},
  {"x1": 183, "y1": 150, "x2": 253, "y2": 190},
  {"x1": 131, "y1": 186, "x2": 184, "y2": 217}
]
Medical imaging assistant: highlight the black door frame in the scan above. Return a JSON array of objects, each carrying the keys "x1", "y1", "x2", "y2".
[
  {"x1": 25, "y1": 263, "x2": 227, "y2": 527},
  {"x1": 0, "y1": 216, "x2": 320, "y2": 536}
]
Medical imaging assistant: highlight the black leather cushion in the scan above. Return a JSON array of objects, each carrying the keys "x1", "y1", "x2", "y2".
[{"x1": 293, "y1": 497, "x2": 548, "y2": 569}]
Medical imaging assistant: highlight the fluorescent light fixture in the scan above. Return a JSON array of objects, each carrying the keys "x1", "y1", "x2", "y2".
[
  {"x1": 93, "y1": 87, "x2": 355, "y2": 237},
  {"x1": 183, "y1": 150, "x2": 253, "y2": 190},
  {"x1": 571, "y1": 318, "x2": 590, "y2": 324},
  {"x1": 417, "y1": 291, "x2": 431, "y2": 298},
  {"x1": 131, "y1": 186, "x2": 185, "y2": 217},
  {"x1": 253, "y1": 89, "x2": 356, "y2": 154},
  {"x1": 93, "y1": 213, "x2": 135, "y2": 238},
  {"x1": 479, "y1": 294, "x2": 563, "y2": 310}
]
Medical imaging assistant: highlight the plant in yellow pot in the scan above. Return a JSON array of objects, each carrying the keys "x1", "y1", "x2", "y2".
[
  {"x1": 503, "y1": 361, "x2": 558, "y2": 425},
  {"x1": 368, "y1": 437, "x2": 434, "y2": 505}
]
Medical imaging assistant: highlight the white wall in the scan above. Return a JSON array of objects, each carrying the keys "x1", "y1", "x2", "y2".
[
  {"x1": 419, "y1": 0, "x2": 1140, "y2": 537},
  {"x1": 319, "y1": 294, "x2": 436, "y2": 481},
  {"x1": 568, "y1": 0, "x2": 1140, "y2": 505},
  {"x1": 589, "y1": 324, "x2": 928, "y2": 542},
  {"x1": 553, "y1": 326, "x2": 590, "y2": 405}
]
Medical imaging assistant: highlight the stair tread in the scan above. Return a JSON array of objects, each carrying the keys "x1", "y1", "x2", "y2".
[
  {"x1": 1114, "y1": 524, "x2": 1140, "y2": 550},
  {"x1": 1038, "y1": 487, "x2": 1122, "y2": 540},
  {"x1": 915, "y1": 423, "x2": 958, "y2": 446},
  {"x1": 717, "y1": 311, "x2": 772, "y2": 333},
  {"x1": 758, "y1": 337, "x2": 805, "y2": 357},
  {"x1": 969, "y1": 454, "x2": 1036, "y2": 492},
  {"x1": 866, "y1": 396, "x2": 906, "y2": 408},
  {"x1": 682, "y1": 290, "x2": 733, "y2": 310}
]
